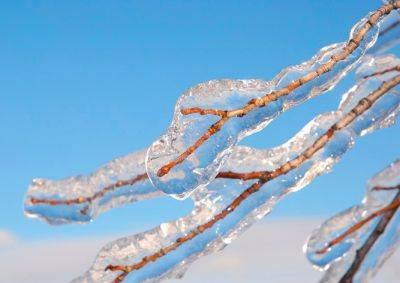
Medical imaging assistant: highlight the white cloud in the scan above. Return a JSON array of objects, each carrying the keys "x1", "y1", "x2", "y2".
[
  {"x1": 168, "y1": 218, "x2": 322, "y2": 283},
  {"x1": 0, "y1": 219, "x2": 398, "y2": 283},
  {"x1": 0, "y1": 235, "x2": 111, "y2": 283},
  {"x1": 0, "y1": 230, "x2": 17, "y2": 247},
  {"x1": 168, "y1": 218, "x2": 400, "y2": 283}
]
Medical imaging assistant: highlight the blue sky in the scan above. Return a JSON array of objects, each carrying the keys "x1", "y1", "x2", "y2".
[{"x1": 1, "y1": 0, "x2": 399, "y2": 243}]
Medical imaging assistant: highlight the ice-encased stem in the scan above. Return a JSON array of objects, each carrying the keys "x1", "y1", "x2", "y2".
[
  {"x1": 146, "y1": 1, "x2": 400, "y2": 199},
  {"x1": 24, "y1": 150, "x2": 161, "y2": 224},
  {"x1": 339, "y1": 191, "x2": 400, "y2": 283},
  {"x1": 73, "y1": 56, "x2": 400, "y2": 283},
  {"x1": 25, "y1": 2, "x2": 400, "y2": 226},
  {"x1": 306, "y1": 160, "x2": 400, "y2": 283}
]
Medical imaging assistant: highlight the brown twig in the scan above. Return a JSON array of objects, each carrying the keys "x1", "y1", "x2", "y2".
[
  {"x1": 156, "y1": 2, "x2": 400, "y2": 178},
  {"x1": 373, "y1": 184, "x2": 400, "y2": 191},
  {"x1": 28, "y1": 170, "x2": 266, "y2": 209},
  {"x1": 379, "y1": 19, "x2": 400, "y2": 37},
  {"x1": 339, "y1": 190, "x2": 400, "y2": 283},
  {"x1": 180, "y1": 107, "x2": 227, "y2": 116},
  {"x1": 363, "y1": 65, "x2": 400, "y2": 79},
  {"x1": 106, "y1": 70, "x2": 400, "y2": 282},
  {"x1": 316, "y1": 187, "x2": 400, "y2": 255},
  {"x1": 215, "y1": 170, "x2": 265, "y2": 180},
  {"x1": 29, "y1": 173, "x2": 148, "y2": 207},
  {"x1": 30, "y1": 63, "x2": 400, "y2": 211}
]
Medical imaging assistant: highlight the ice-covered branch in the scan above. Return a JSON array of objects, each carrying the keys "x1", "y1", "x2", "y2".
[
  {"x1": 72, "y1": 56, "x2": 400, "y2": 283},
  {"x1": 146, "y1": 2, "x2": 400, "y2": 199},
  {"x1": 24, "y1": 152, "x2": 287, "y2": 224},
  {"x1": 25, "y1": 59, "x2": 400, "y2": 225},
  {"x1": 369, "y1": 4, "x2": 400, "y2": 54},
  {"x1": 335, "y1": 191, "x2": 400, "y2": 283},
  {"x1": 305, "y1": 160, "x2": 400, "y2": 283},
  {"x1": 315, "y1": 191, "x2": 400, "y2": 256},
  {"x1": 25, "y1": 1, "x2": 400, "y2": 225},
  {"x1": 24, "y1": 150, "x2": 159, "y2": 224}
]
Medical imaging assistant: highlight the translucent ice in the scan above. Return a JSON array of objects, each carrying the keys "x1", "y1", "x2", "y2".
[
  {"x1": 26, "y1": 52, "x2": 400, "y2": 226},
  {"x1": 305, "y1": 160, "x2": 400, "y2": 283},
  {"x1": 73, "y1": 55, "x2": 400, "y2": 283},
  {"x1": 24, "y1": 150, "x2": 160, "y2": 224},
  {"x1": 146, "y1": 7, "x2": 387, "y2": 199},
  {"x1": 369, "y1": 7, "x2": 400, "y2": 54}
]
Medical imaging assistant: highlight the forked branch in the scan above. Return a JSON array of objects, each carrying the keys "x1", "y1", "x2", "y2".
[
  {"x1": 156, "y1": 1, "x2": 400, "y2": 178},
  {"x1": 340, "y1": 190, "x2": 400, "y2": 283},
  {"x1": 28, "y1": 170, "x2": 266, "y2": 208},
  {"x1": 106, "y1": 71, "x2": 400, "y2": 283},
  {"x1": 316, "y1": 188, "x2": 400, "y2": 255}
]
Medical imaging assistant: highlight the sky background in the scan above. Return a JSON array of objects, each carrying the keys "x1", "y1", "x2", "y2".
[{"x1": 0, "y1": 0, "x2": 399, "y2": 282}]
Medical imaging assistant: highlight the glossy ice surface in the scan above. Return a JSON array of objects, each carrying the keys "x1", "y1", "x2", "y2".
[
  {"x1": 145, "y1": 9, "x2": 387, "y2": 199},
  {"x1": 72, "y1": 55, "x2": 400, "y2": 282},
  {"x1": 305, "y1": 160, "x2": 400, "y2": 283}
]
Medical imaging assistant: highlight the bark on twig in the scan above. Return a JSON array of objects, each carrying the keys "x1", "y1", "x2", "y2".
[
  {"x1": 157, "y1": 2, "x2": 400, "y2": 178},
  {"x1": 316, "y1": 187, "x2": 400, "y2": 255},
  {"x1": 339, "y1": 190, "x2": 400, "y2": 283},
  {"x1": 106, "y1": 71, "x2": 400, "y2": 283},
  {"x1": 30, "y1": 173, "x2": 148, "y2": 206},
  {"x1": 28, "y1": 171, "x2": 266, "y2": 208}
]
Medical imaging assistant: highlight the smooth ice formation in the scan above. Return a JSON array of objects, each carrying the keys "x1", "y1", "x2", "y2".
[
  {"x1": 305, "y1": 160, "x2": 400, "y2": 283},
  {"x1": 73, "y1": 55, "x2": 400, "y2": 283},
  {"x1": 369, "y1": 2, "x2": 400, "y2": 54},
  {"x1": 25, "y1": 51, "x2": 400, "y2": 226},
  {"x1": 145, "y1": 7, "x2": 390, "y2": 199},
  {"x1": 24, "y1": 150, "x2": 160, "y2": 224}
]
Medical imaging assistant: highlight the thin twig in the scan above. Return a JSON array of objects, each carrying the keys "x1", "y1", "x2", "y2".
[
  {"x1": 379, "y1": 19, "x2": 400, "y2": 37},
  {"x1": 29, "y1": 64, "x2": 400, "y2": 211},
  {"x1": 28, "y1": 171, "x2": 264, "y2": 208},
  {"x1": 29, "y1": 173, "x2": 148, "y2": 207},
  {"x1": 373, "y1": 184, "x2": 400, "y2": 191},
  {"x1": 363, "y1": 65, "x2": 400, "y2": 79},
  {"x1": 157, "y1": 2, "x2": 400, "y2": 177},
  {"x1": 316, "y1": 187, "x2": 400, "y2": 254},
  {"x1": 339, "y1": 190, "x2": 400, "y2": 283},
  {"x1": 106, "y1": 70, "x2": 400, "y2": 283}
]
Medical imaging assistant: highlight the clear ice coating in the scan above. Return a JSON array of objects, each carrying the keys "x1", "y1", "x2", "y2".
[
  {"x1": 72, "y1": 55, "x2": 400, "y2": 283},
  {"x1": 145, "y1": 9, "x2": 387, "y2": 199},
  {"x1": 25, "y1": 53, "x2": 400, "y2": 226},
  {"x1": 305, "y1": 160, "x2": 400, "y2": 283},
  {"x1": 24, "y1": 150, "x2": 160, "y2": 224},
  {"x1": 369, "y1": 6, "x2": 400, "y2": 54}
]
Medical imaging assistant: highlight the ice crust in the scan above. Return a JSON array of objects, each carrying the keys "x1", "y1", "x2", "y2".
[
  {"x1": 305, "y1": 160, "x2": 400, "y2": 283},
  {"x1": 72, "y1": 55, "x2": 400, "y2": 282},
  {"x1": 22, "y1": 4, "x2": 400, "y2": 282},
  {"x1": 146, "y1": 10, "x2": 386, "y2": 199},
  {"x1": 24, "y1": 150, "x2": 160, "y2": 224}
]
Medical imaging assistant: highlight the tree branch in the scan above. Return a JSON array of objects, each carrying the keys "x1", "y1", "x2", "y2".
[
  {"x1": 29, "y1": 173, "x2": 148, "y2": 206},
  {"x1": 156, "y1": 2, "x2": 400, "y2": 178},
  {"x1": 316, "y1": 187, "x2": 400, "y2": 255},
  {"x1": 27, "y1": 170, "x2": 265, "y2": 208},
  {"x1": 106, "y1": 71, "x2": 400, "y2": 283},
  {"x1": 339, "y1": 190, "x2": 400, "y2": 283},
  {"x1": 373, "y1": 184, "x2": 400, "y2": 191},
  {"x1": 379, "y1": 18, "x2": 400, "y2": 37},
  {"x1": 363, "y1": 65, "x2": 400, "y2": 79}
]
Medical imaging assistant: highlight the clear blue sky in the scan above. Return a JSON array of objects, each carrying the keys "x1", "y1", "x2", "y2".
[{"x1": 1, "y1": 0, "x2": 399, "y2": 242}]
